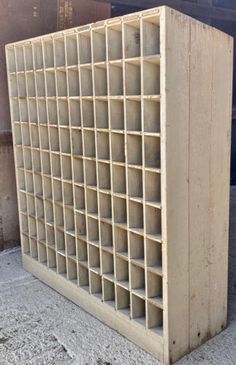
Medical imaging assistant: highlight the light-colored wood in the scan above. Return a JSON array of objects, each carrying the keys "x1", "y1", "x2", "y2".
[{"x1": 6, "y1": 6, "x2": 233, "y2": 365}]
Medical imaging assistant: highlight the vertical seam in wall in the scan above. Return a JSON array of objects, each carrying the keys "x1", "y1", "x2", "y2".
[{"x1": 188, "y1": 21, "x2": 191, "y2": 353}]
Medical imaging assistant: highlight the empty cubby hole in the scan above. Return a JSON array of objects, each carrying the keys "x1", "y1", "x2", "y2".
[
  {"x1": 9, "y1": 74, "x2": 18, "y2": 97},
  {"x1": 76, "y1": 212, "x2": 86, "y2": 236},
  {"x1": 79, "y1": 264, "x2": 89, "y2": 288},
  {"x1": 45, "y1": 200, "x2": 54, "y2": 224},
  {"x1": 15, "y1": 147, "x2": 24, "y2": 168},
  {"x1": 87, "y1": 217, "x2": 99, "y2": 243},
  {"x1": 80, "y1": 66, "x2": 93, "y2": 96},
  {"x1": 85, "y1": 160, "x2": 97, "y2": 187},
  {"x1": 48, "y1": 100, "x2": 57, "y2": 126},
  {"x1": 65, "y1": 207, "x2": 75, "y2": 233},
  {"x1": 109, "y1": 64, "x2": 123, "y2": 96},
  {"x1": 53, "y1": 179, "x2": 62, "y2": 202},
  {"x1": 48, "y1": 247, "x2": 57, "y2": 270},
  {"x1": 62, "y1": 155, "x2": 72, "y2": 180},
  {"x1": 47, "y1": 225, "x2": 55, "y2": 247},
  {"x1": 56, "y1": 70, "x2": 67, "y2": 97},
  {"x1": 7, "y1": 47, "x2": 16, "y2": 73},
  {"x1": 55, "y1": 204, "x2": 64, "y2": 227},
  {"x1": 127, "y1": 135, "x2": 142, "y2": 166},
  {"x1": 111, "y1": 133, "x2": 125, "y2": 163},
  {"x1": 15, "y1": 46, "x2": 24, "y2": 71},
  {"x1": 39, "y1": 125, "x2": 49, "y2": 150},
  {"x1": 46, "y1": 71, "x2": 56, "y2": 97},
  {"x1": 27, "y1": 194, "x2": 35, "y2": 215},
  {"x1": 128, "y1": 167, "x2": 142, "y2": 198},
  {"x1": 36, "y1": 197, "x2": 44, "y2": 219},
  {"x1": 38, "y1": 242, "x2": 47, "y2": 264},
  {"x1": 132, "y1": 295, "x2": 145, "y2": 325},
  {"x1": 77, "y1": 238, "x2": 88, "y2": 263},
  {"x1": 144, "y1": 136, "x2": 160, "y2": 168},
  {"x1": 31, "y1": 125, "x2": 39, "y2": 148},
  {"x1": 94, "y1": 65, "x2": 107, "y2": 96},
  {"x1": 30, "y1": 238, "x2": 38, "y2": 259},
  {"x1": 63, "y1": 182, "x2": 73, "y2": 206},
  {"x1": 72, "y1": 129, "x2": 82, "y2": 155},
  {"x1": 12, "y1": 100, "x2": 20, "y2": 121},
  {"x1": 29, "y1": 216, "x2": 37, "y2": 237},
  {"x1": 26, "y1": 72, "x2": 36, "y2": 97},
  {"x1": 70, "y1": 100, "x2": 81, "y2": 126},
  {"x1": 143, "y1": 60, "x2": 160, "y2": 95},
  {"x1": 103, "y1": 279, "x2": 115, "y2": 305},
  {"x1": 67, "y1": 258, "x2": 78, "y2": 283},
  {"x1": 49, "y1": 127, "x2": 59, "y2": 151},
  {"x1": 145, "y1": 171, "x2": 161, "y2": 203},
  {"x1": 74, "y1": 185, "x2": 85, "y2": 210},
  {"x1": 114, "y1": 226, "x2": 128, "y2": 255},
  {"x1": 147, "y1": 271, "x2": 162, "y2": 300},
  {"x1": 79, "y1": 32, "x2": 91, "y2": 64},
  {"x1": 18, "y1": 74, "x2": 26, "y2": 97},
  {"x1": 142, "y1": 16, "x2": 160, "y2": 57},
  {"x1": 55, "y1": 229, "x2": 65, "y2": 251},
  {"x1": 100, "y1": 221, "x2": 112, "y2": 247},
  {"x1": 131, "y1": 264, "x2": 145, "y2": 293},
  {"x1": 147, "y1": 303, "x2": 163, "y2": 333},
  {"x1": 21, "y1": 124, "x2": 30, "y2": 146},
  {"x1": 126, "y1": 100, "x2": 141, "y2": 131},
  {"x1": 110, "y1": 100, "x2": 124, "y2": 130},
  {"x1": 36, "y1": 71, "x2": 45, "y2": 97},
  {"x1": 38, "y1": 100, "x2": 47, "y2": 124},
  {"x1": 99, "y1": 192, "x2": 112, "y2": 219},
  {"x1": 117, "y1": 285, "x2": 130, "y2": 315},
  {"x1": 33, "y1": 41, "x2": 43, "y2": 69},
  {"x1": 66, "y1": 234, "x2": 76, "y2": 257},
  {"x1": 98, "y1": 162, "x2": 110, "y2": 191},
  {"x1": 143, "y1": 100, "x2": 160, "y2": 133},
  {"x1": 21, "y1": 234, "x2": 30, "y2": 254},
  {"x1": 66, "y1": 34, "x2": 78, "y2": 66},
  {"x1": 116, "y1": 256, "x2": 129, "y2": 283},
  {"x1": 102, "y1": 251, "x2": 114, "y2": 275},
  {"x1": 58, "y1": 100, "x2": 69, "y2": 126},
  {"x1": 130, "y1": 233, "x2": 144, "y2": 261},
  {"x1": 41, "y1": 151, "x2": 51, "y2": 175},
  {"x1": 24, "y1": 149, "x2": 32, "y2": 170},
  {"x1": 90, "y1": 272, "x2": 102, "y2": 297},
  {"x1": 84, "y1": 130, "x2": 95, "y2": 157},
  {"x1": 54, "y1": 37, "x2": 65, "y2": 67},
  {"x1": 51, "y1": 153, "x2": 61, "y2": 178},
  {"x1": 43, "y1": 176, "x2": 52, "y2": 199},
  {"x1": 20, "y1": 213, "x2": 28, "y2": 234},
  {"x1": 24, "y1": 45, "x2": 33, "y2": 70},
  {"x1": 73, "y1": 158, "x2": 84, "y2": 184},
  {"x1": 17, "y1": 170, "x2": 26, "y2": 191},
  {"x1": 19, "y1": 191, "x2": 27, "y2": 213},
  {"x1": 68, "y1": 69, "x2": 80, "y2": 96},
  {"x1": 112, "y1": 164, "x2": 126, "y2": 195},
  {"x1": 89, "y1": 244, "x2": 100, "y2": 269},
  {"x1": 13, "y1": 123, "x2": 22, "y2": 145},
  {"x1": 60, "y1": 127, "x2": 71, "y2": 154},
  {"x1": 125, "y1": 61, "x2": 141, "y2": 96},
  {"x1": 19, "y1": 99, "x2": 28, "y2": 122},
  {"x1": 87, "y1": 188, "x2": 98, "y2": 214},
  {"x1": 146, "y1": 239, "x2": 162, "y2": 271},
  {"x1": 113, "y1": 196, "x2": 127, "y2": 225},
  {"x1": 107, "y1": 24, "x2": 122, "y2": 60},
  {"x1": 57, "y1": 253, "x2": 67, "y2": 277},
  {"x1": 32, "y1": 150, "x2": 41, "y2": 172},
  {"x1": 81, "y1": 99, "x2": 94, "y2": 127},
  {"x1": 29, "y1": 99, "x2": 37, "y2": 123},
  {"x1": 97, "y1": 131, "x2": 110, "y2": 160},
  {"x1": 34, "y1": 174, "x2": 43, "y2": 196},
  {"x1": 43, "y1": 39, "x2": 54, "y2": 68},
  {"x1": 146, "y1": 206, "x2": 161, "y2": 236},
  {"x1": 124, "y1": 20, "x2": 140, "y2": 58},
  {"x1": 93, "y1": 28, "x2": 106, "y2": 63},
  {"x1": 37, "y1": 220, "x2": 46, "y2": 242},
  {"x1": 95, "y1": 100, "x2": 108, "y2": 129}
]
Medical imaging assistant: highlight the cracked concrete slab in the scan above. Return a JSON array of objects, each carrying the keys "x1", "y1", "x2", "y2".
[{"x1": 1, "y1": 188, "x2": 236, "y2": 365}]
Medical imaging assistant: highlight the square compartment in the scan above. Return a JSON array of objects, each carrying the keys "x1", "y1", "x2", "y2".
[
  {"x1": 114, "y1": 227, "x2": 128, "y2": 255},
  {"x1": 73, "y1": 158, "x2": 84, "y2": 184},
  {"x1": 51, "y1": 153, "x2": 61, "y2": 178},
  {"x1": 66, "y1": 234, "x2": 76, "y2": 257},
  {"x1": 147, "y1": 271, "x2": 162, "y2": 299},
  {"x1": 87, "y1": 217, "x2": 99, "y2": 243},
  {"x1": 145, "y1": 171, "x2": 161, "y2": 203},
  {"x1": 57, "y1": 253, "x2": 67, "y2": 276},
  {"x1": 43, "y1": 39, "x2": 54, "y2": 68},
  {"x1": 79, "y1": 32, "x2": 91, "y2": 64},
  {"x1": 79, "y1": 264, "x2": 89, "y2": 288},
  {"x1": 33, "y1": 41, "x2": 43, "y2": 69},
  {"x1": 113, "y1": 196, "x2": 127, "y2": 224},
  {"x1": 58, "y1": 100, "x2": 69, "y2": 125},
  {"x1": 147, "y1": 303, "x2": 163, "y2": 332},
  {"x1": 49, "y1": 127, "x2": 59, "y2": 151},
  {"x1": 117, "y1": 285, "x2": 130, "y2": 315},
  {"x1": 132, "y1": 295, "x2": 145, "y2": 324},
  {"x1": 90, "y1": 272, "x2": 102, "y2": 296},
  {"x1": 43, "y1": 176, "x2": 52, "y2": 199},
  {"x1": 144, "y1": 136, "x2": 160, "y2": 168},
  {"x1": 26, "y1": 72, "x2": 36, "y2": 97},
  {"x1": 84, "y1": 130, "x2": 95, "y2": 157},
  {"x1": 146, "y1": 239, "x2": 162, "y2": 271},
  {"x1": 55, "y1": 204, "x2": 64, "y2": 227},
  {"x1": 116, "y1": 256, "x2": 129, "y2": 283},
  {"x1": 68, "y1": 69, "x2": 80, "y2": 96},
  {"x1": 54, "y1": 37, "x2": 65, "y2": 67},
  {"x1": 110, "y1": 100, "x2": 124, "y2": 130},
  {"x1": 39, "y1": 126, "x2": 49, "y2": 150},
  {"x1": 48, "y1": 100, "x2": 58, "y2": 125},
  {"x1": 107, "y1": 24, "x2": 122, "y2": 60},
  {"x1": 95, "y1": 100, "x2": 108, "y2": 129},
  {"x1": 48, "y1": 248, "x2": 57, "y2": 270},
  {"x1": 89, "y1": 244, "x2": 100, "y2": 269},
  {"x1": 80, "y1": 66, "x2": 92, "y2": 96},
  {"x1": 112, "y1": 164, "x2": 126, "y2": 195},
  {"x1": 97, "y1": 131, "x2": 110, "y2": 160},
  {"x1": 53, "y1": 179, "x2": 63, "y2": 202},
  {"x1": 143, "y1": 61, "x2": 160, "y2": 95},
  {"x1": 56, "y1": 229, "x2": 65, "y2": 251},
  {"x1": 94, "y1": 65, "x2": 107, "y2": 96},
  {"x1": 67, "y1": 259, "x2": 78, "y2": 283},
  {"x1": 19, "y1": 100, "x2": 28, "y2": 123},
  {"x1": 70, "y1": 100, "x2": 81, "y2": 126},
  {"x1": 100, "y1": 221, "x2": 113, "y2": 247},
  {"x1": 85, "y1": 160, "x2": 97, "y2": 187},
  {"x1": 98, "y1": 162, "x2": 110, "y2": 191},
  {"x1": 60, "y1": 127, "x2": 71, "y2": 153},
  {"x1": 103, "y1": 279, "x2": 115, "y2": 305},
  {"x1": 62, "y1": 155, "x2": 72, "y2": 180},
  {"x1": 99, "y1": 192, "x2": 112, "y2": 219},
  {"x1": 124, "y1": 21, "x2": 140, "y2": 58},
  {"x1": 45, "y1": 200, "x2": 54, "y2": 223},
  {"x1": 38, "y1": 100, "x2": 47, "y2": 124},
  {"x1": 125, "y1": 61, "x2": 141, "y2": 96},
  {"x1": 36, "y1": 71, "x2": 45, "y2": 97},
  {"x1": 93, "y1": 29, "x2": 106, "y2": 62},
  {"x1": 65, "y1": 207, "x2": 75, "y2": 232},
  {"x1": 127, "y1": 135, "x2": 142, "y2": 166},
  {"x1": 128, "y1": 167, "x2": 142, "y2": 198},
  {"x1": 129, "y1": 201, "x2": 143, "y2": 229},
  {"x1": 46, "y1": 71, "x2": 56, "y2": 97},
  {"x1": 41, "y1": 151, "x2": 51, "y2": 175},
  {"x1": 74, "y1": 186, "x2": 85, "y2": 210},
  {"x1": 111, "y1": 133, "x2": 125, "y2": 162},
  {"x1": 146, "y1": 206, "x2": 161, "y2": 236},
  {"x1": 126, "y1": 100, "x2": 141, "y2": 131},
  {"x1": 109, "y1": 64, "x2": 123, "y2": 96},
  {"x1": 82, "y1": 100, "x2": 94, "y2": 127},
  {"x1": 66, "y1": 34, "x2": 78, "y2": 66},
  {"x1": 142, "y1": 16, "x2": 160, "y2": 56},
  {"x1": 144, "y1": 100, "x2": 160, "y2": 133},
  {"x1": 28, "y1": 99, "x2": 37, "y2": 123},
  {"x1": 77, "y1": 239, "x2": 88, "y2": 263},
  {"x1": 63, "y1": 182, "x2": 73, "y2": 206},
  {"x1": 76, "y1": 212, "x2": 86, "y2": 236},
  {"x1": 102, "y1": 251, "x2": 114, "y2": 275},
  {"x1": 24, "y1": 45, "x2": 33, "y2": 70},
  {"x1": 130, "y1": 233, "x2": 144, "y2": 261},
  {"x1": 87, "y1": 188, "x2": 98, "y2": 214}
]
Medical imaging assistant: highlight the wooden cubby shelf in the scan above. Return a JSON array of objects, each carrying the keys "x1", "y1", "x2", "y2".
[{"x1": 7, "y1": 6, "x2": 233, "y2": 365}]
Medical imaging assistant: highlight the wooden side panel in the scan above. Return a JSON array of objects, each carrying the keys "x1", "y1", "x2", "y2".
[
  {"x1": 208, "y1": 30, "x2": 233, "y2": 335},
  {"x1": 162, "y1": 7, "x2": 190, "y2": 364}
]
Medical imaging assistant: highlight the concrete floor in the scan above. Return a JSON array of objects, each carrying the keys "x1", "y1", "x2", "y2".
[{"x1": 1, "y1": 189, "x2": 236, "y2": 365}]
